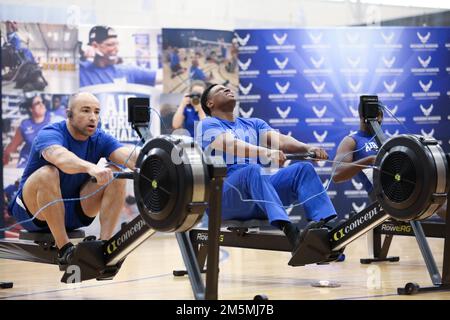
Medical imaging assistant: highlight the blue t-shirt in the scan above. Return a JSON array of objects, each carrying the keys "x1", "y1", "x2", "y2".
[
  {"x1": 17, "y1": 112, "x2": 52, "y2": 168},
  {"x1": 79, "y1": 61, "x2": 156, "y2": 87},
  {"x1": 190, "y1": 66, "x2": 206, "y2": 81},
  {"x1": 15, "y1": 121, "x2": 123, "y2": 200},
  {"x1": 8, "y1": 32, "x2": 35, "y2": 63},
  {"x1": 170, "y1": 52, "x2": 180, "y2": 68},
  {"x1": 4, "y1": 183, "x2": 19, "y2": 205},
  {"x1": 196, "y1": 116, "x2": 274, "y2": 176},
  {"x1": 183, "y1": 105, "x2": 200, "y2": 137},
  {"x1": 349, "y1": 130, "x2": 379, "y2": 193}
]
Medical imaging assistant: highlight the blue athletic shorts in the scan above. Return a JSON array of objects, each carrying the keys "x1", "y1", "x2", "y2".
[{"x1": 9, "y1": 189, "x2": 94, "y2": 232}]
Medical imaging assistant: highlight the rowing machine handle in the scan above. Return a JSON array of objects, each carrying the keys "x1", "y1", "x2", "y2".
[
  {"x1": 90, "y1": 172, "x2": 134, "y2": 183},
  {"x1": 285, "y1": 152, "x2": 316, "y2": 160}
]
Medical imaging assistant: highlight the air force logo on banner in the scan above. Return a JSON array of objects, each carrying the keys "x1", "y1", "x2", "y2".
[
  {"x1": 240, "y1": 83, "x2": 253, "y2": 95},
  {"x1": 379, "y1": 80, "x2": 404, "y2": 100},
  {"x1": 382, "y1": 104, "x2": 406, "y2": 124},
  {"x1": 376, "y1": 55, "x2": 403, "y2": 75},
  {"x1": 375, "y1": 31, "x2": 401, "y2": 49},
  {"x1": 384, "y1": 129, "x2": 399, "y2": 138},
  {"x1": 273, "y1": 33, "x2": 287, "y2": 45},
  {"x1": 341, "y1": 56, "x2": 368, "y2": 74},
  {"x1": 236, "y1": 33, "x2": 250, "y2": 46},
  {"x1": 418, "y1": 56, "x2": 431, "y2": 68},
  {"x1": 383, "y1": 80, "x2": 397, "y2": 93},
  {"x1": 344, "y1": 178, "x2": 368, "y2": 197},
  {"x1": 349, "y1": 79, "x2": 362, "y2": 92},
  {"x1": 386, "y1": 105, "x2": 398, "y2": 115},
  {"x1": 239, "y1": 107, "x2": 254, "y2": 118},
  {"x1": 310, "y1": 56, "x2": 325, "y2": 69},
  {"x1": 306, "y1": 105, "x2": 334, "y2": 126},
  {"x1": 341, "y1": 32, "x2": 365, "y2": 48},
  {"x1": 238, "y1": 58, "x2": 252, "y2": 71},
  {"x1": 274, "y1": 57, "x2": 289, "y2": 70},
  {"x1": 312, "y1": 80, "x2": 326, "y2": 93},
  {"x1": 313, "y1": 105, "x2": 327, "y2": 118},
  {"x1": 305, "y1": 79, "x2": 333, "y2": 100},
  {"x1": 346, "y1": 32, "x2": 360, "y2": 44},
  {"x1": 308, "y1": 32, "x2": 322, "y2": 44},
  {"x1": 382, "y1": 56, "x2": 396, "y2": 68},
  {"x1": 413, "y1": 103, "x2": 441, "y2": 124},
  {"x1": 266, "y1": 33, "x2": 295, "y2": 51},
  {"x1": 419, "y1": 80, "x2": 432, "y2": 92},
  {"x1": 321, "y1": 178, "x2": 337, "y2": 197},
  {"x1": 411, "y1": 31, "x2": 438, "y2": 50},
  {"x1": 412, "y1": 55, "x2": 439, "y2": 75},
  {"x1": 351, "y1": 178, "x2": 363, "y2": 191},
  {"x1": 236, "y1": 33, "x2": 259, "y2": 53},
  {"x1": 342, "y1": 80, "x2": 363, "y2": 99},
  {"x1": 313, "y1": 130, "x2": 328, "y2": 143},
  {"x1": 314, "y1": 160, "x2": 332, "y2": 175},
  {"x1": 238, "y1": 58, "x2": 260, "y2": 78},
  {"x1": 421, "y1": 128, "x2": 435, "y2": 139},
  {"x1": 420, "y1": 104, "x2": 433, "y2": 116},
  {"x1": 267, "y1": 57, "x2": 297, "y2": 77},
  {"x1": 347, "y1": 56, "x2": 361, "y2": 68},
  {"x1": 381, "y1": 32, "x2": 395, "y2": 44},
  {"x1": 276, "y1": 106, "x2": 291, "y2": 119},
  {"x1": 349, "y1": 106, "x2": 359, "y2": 117},
  {"x1": 413, "y1": 79, "x2": 440, "y2": 99},
  {"x1": 352, "y1": 202, "x2": 367, "y2": 212},
  {"x1": 303, "y1": 32, "x2": 330, "y2": 49},
  {"x1": 417, "y1": 32, "x2": 431, "y2": 44},
  {"x1": 238, "y1": 82, "x2": 261, "y2": 103},
  {"x1": 276, "y1": 81, "x2": 290, "y2": 94},
  {"x1": 268, "y1": 81, "x2": 298, "y2": 101},
  {"x1": 342, "y1": 105, "x2": 360, "y2": 125},
  {"x1": 304, "y1": 55, "x2": 331, "y2": 75},
  {"x1": 269, "y1": 105, "x2": 298, "y2": 126}
]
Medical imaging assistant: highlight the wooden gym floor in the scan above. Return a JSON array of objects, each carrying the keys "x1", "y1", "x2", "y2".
[{"x1": 1, "y1": 233, "x2": 449, "y2": 300}]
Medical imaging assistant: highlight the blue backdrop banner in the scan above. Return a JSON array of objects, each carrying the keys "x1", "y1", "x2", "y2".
[{"x1": 235, "y1": 27, "x2": 450, "y2": 219}]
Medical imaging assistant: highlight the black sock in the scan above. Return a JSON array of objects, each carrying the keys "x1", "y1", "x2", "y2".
[
  {"x1": 58, "y1": 242, "x2": 74, "y2": 257},
  {"x1": 278, "y1": 221, "x2": 299, "y2": 247}
]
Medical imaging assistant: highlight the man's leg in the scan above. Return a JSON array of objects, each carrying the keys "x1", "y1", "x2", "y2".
[
  {"x1": 270, "y1": 162, "x2": 336, "y2": 221},
  {"x1": 80, "y1": 166, "x2": 126, "y2": 240},
  {"x1": 223, "y1": 164, "x2": 289, "y2": 226},
  {"x1": 22, "y1": 165, "x2": 69, "y2": 249}
]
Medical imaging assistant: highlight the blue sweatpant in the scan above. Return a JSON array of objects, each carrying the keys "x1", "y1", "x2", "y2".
[{"x1": 221, "y1": 163, "x2": 336, "y2": 227}]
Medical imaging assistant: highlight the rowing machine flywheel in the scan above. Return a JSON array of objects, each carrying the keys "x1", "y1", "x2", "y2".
[
  {"x1": 373, "y1": 135, "x2": 449, "y2": 221},
  {"x1": 134, "y1": 136, "x2": 210, "y2": 232}
]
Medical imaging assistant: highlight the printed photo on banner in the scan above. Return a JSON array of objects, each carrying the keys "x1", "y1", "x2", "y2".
[
  {"x1": 78, "y1": 25, "x2": 163, "y2": 143},
  {"x1": 1, "y1": 21, "x2": 78, "y2": 237},
  {"x1": 1, "y1": 21, "x2": 78, "y2": 95},
  {"x1": 162, "y1": 28, "x2": 238, "y2": 94}
]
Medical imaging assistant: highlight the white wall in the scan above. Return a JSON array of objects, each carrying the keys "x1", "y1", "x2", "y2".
[{"x1": 0, "y1": 0, "x2": 446, "y2": 29}]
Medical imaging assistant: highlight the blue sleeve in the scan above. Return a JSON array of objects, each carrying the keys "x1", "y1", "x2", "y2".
[
  {"x1": 195, "y1": 117, "x2": 227, "y2": 151},
  {"x1": 254, "y1": 118, "x2": 274, "y2": 133},
  {"x1": 7, "y1": 32, "x2": 21, "y2": 50},
  {"x1": 34, "y1": 126, "x2": 65, "y2": 156},
  {"x1": 99, "y1": 131, "x2": 124, "y2": 159},
  {"x1": 126, "y1": 66, "x2": 156, "y2": 86}
]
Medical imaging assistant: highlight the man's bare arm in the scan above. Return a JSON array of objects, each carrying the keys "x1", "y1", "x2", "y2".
[
  {"x1": 42, "y1": 145, "x2": 95, "y2": 174},
  {"x1": 109, "y1": 146, "x2": 140, "y2": 170},
  {"x1": 42, "y1": 145, "x2": 113, "y2": 185}
]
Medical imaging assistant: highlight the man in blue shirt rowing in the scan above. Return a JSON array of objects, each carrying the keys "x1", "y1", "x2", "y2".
[{"x1": 196, "y1": 84, "x2": 337, "y2": 255}]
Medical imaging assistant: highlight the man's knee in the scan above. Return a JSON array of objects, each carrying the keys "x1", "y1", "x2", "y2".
[
  {"x1": 292, "y1": 161, "x2": 315, "y2": 173},
  {"x1": 245, "y1": 164, "x2": 263, "y2": 177},
  {"x1": 28, "y1": 165, "x2": 60, "y2": 189}
]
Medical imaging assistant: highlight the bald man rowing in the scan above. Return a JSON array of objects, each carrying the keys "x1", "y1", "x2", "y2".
[{"x1": 8, "y1": 92, "x2": 139, "y2": 269}]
